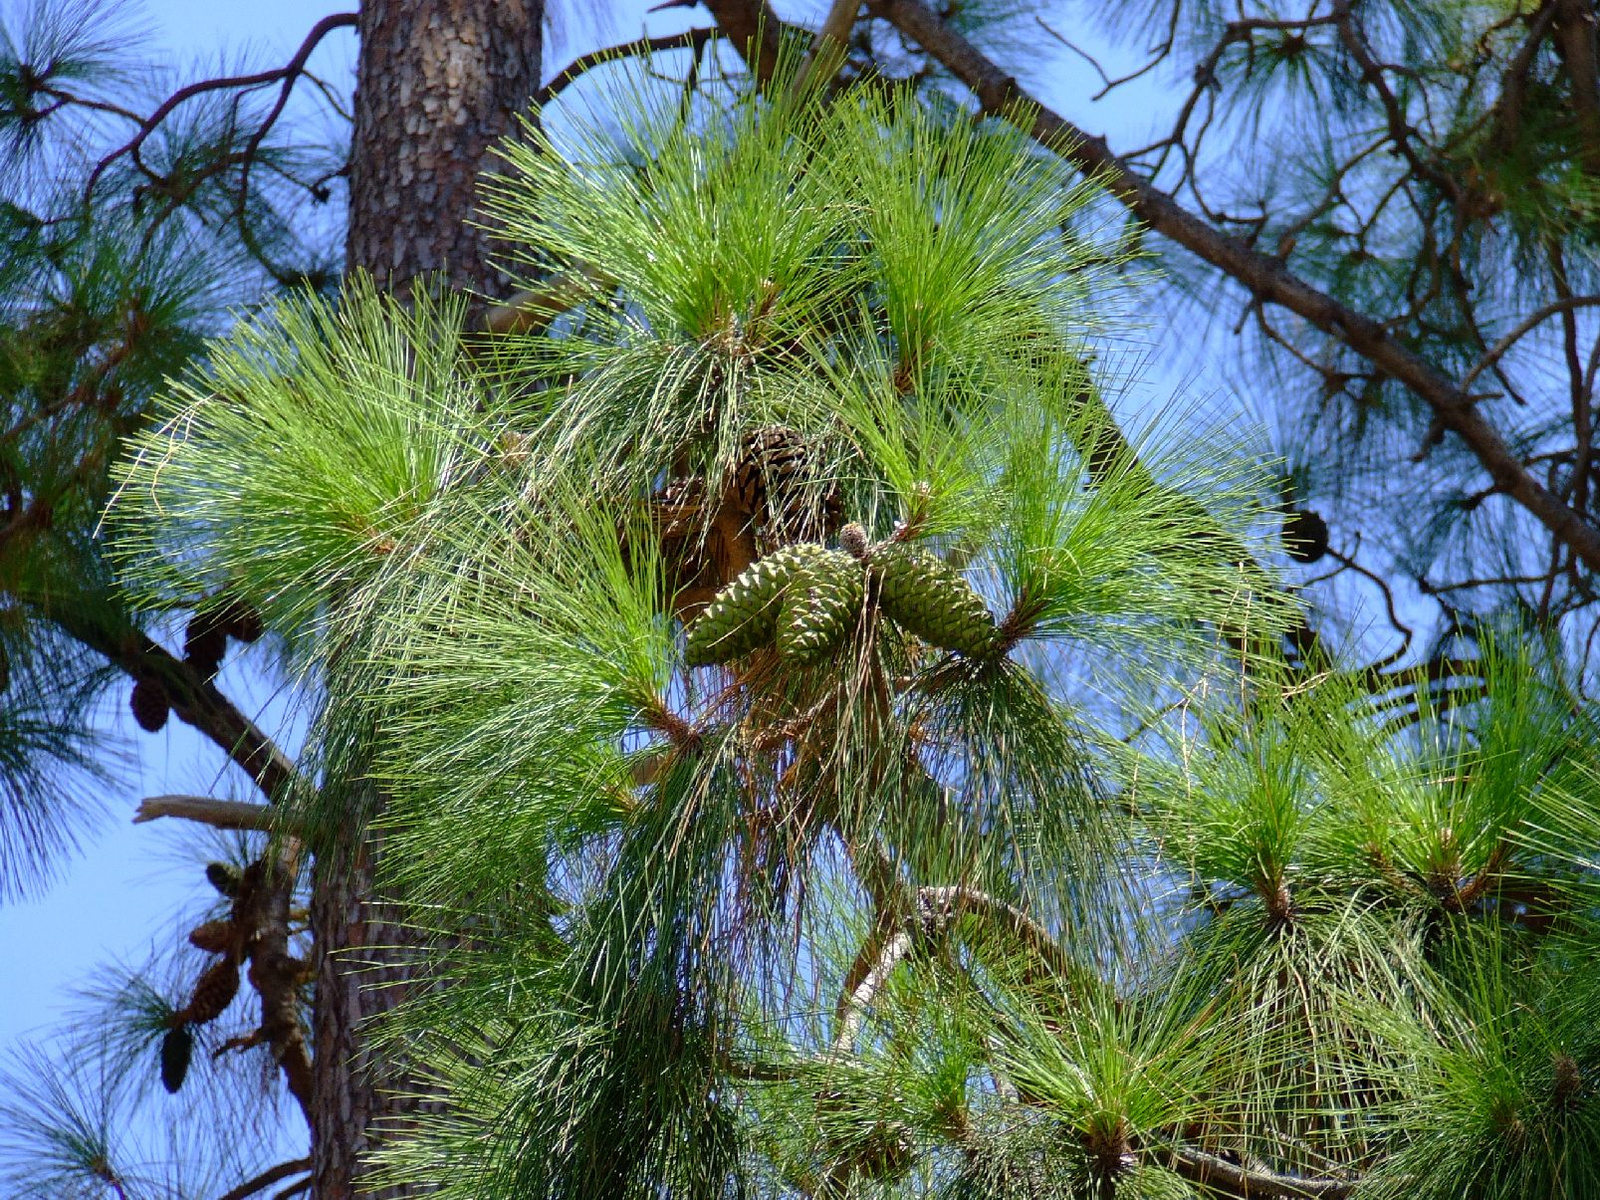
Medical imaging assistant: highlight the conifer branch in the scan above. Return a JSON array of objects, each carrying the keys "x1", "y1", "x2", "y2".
[
  {"x1": 47, "y1": 609, "x2": 296, "y2": 801},
  {"x1": 867, "y1": 0, "x2": 1600, "y2": 575},
  {"x1": 83, "y1": 12, "x2": 358, "y2": 203}
]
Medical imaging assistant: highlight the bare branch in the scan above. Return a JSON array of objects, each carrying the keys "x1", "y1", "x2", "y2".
[
  {"x1": 84, "y1": 13, "x2": 357, "y2": 202},
  {"x1": 535, "y1": 29, "x2": 717, "y2": 107},
  {"x1": 699, "y1": 0, "x2": 786, "y2": 87},
  {"x1": 866, "y1": 0, "x2": 1600, "y2": 576},
  {"x1": 919, "y1": 886, "x2": 1085, "y2": 989},
  {"x1": 214, "y1": 1159, "x2": 312, "y2": 1200},
  {"x1": 133, "y1": 795, "x2": 279, "y2": 832},
  {"x1": 792, "y1": 0, "x2": 861, "y2": 99},
  {"x1": 481, "y1": 259, "x2": 619, "y2": 336},
  {"x1": 1461, "y1": 295, "x2": 1600, "y2": 389},
  {"x1": 831, "y1": 928, "x2": 915, "y2": 1055}
]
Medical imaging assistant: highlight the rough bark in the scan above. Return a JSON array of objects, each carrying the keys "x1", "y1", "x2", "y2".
[
  {"x1": 345, "y1": 0, "x2": 543, "y2": 296},
  {"x1": 314, "y1": 3, "x2": 542, "y2": 1195}
]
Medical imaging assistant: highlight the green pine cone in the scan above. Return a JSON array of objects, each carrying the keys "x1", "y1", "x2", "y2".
[
  {"x1": 684, "y1": 544, "x2": 827, "y2": 666},
  {"x1": 873, "y1": 543, "x2": 996, "y2": 656},
  {"x1": 775, "y1": 548, "x2": 864, "y2": 666}
]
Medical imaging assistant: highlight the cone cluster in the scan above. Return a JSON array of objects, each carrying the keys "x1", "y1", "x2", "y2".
[
  {"x1": 184, "y1": 595, "x2": 266, "y2": 679},
  {"x1": 685, "y1": 529, "x2": 998, "y2": 666},
  {"x1": 871, "y1": 542, "x2": 996, "y2": 657}
]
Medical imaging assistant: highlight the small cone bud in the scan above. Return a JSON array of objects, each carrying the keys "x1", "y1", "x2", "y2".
[{"x1": 838, "y1": 523, "x2": 869, "y2": 561}]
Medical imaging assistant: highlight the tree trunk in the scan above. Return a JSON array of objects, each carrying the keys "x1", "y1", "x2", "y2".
[
  {"x1": 345, "y1": 0, "x2": 543, "y2": 296},
  {"x1": 312, "y1": 3, "x2": 542, "y2": 1195}
]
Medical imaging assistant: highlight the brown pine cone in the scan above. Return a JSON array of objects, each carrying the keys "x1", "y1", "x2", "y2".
[
  {"x1": 182, "y1": 958, "x2": 240, "y2": 1025},
  {"x1": 159, "y1": 1025, "x2": 193, "y2": 1094},
  {"x1": 187, "y1": 919, "x2": 236, "y2": 954},
  {"x1": 130, "y1": 677, "x2": 170, "y2": 733},
  {"x1": 1283, "y1": 508, "x2": 1330, "y2": 563},
  {"x1": 205, "y1": 861, "x2": 242, "y2": 898},
  {"x1": 183, "y1": 610, "x2": 228, "y2": 676},
  {"x1": 734, "y1": 426, "x2": 808, "y2": 515}
]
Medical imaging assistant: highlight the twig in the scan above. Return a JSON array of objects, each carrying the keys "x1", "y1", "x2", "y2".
[
  {"x1": 1461, "y1": 295, "x2": 1600, "y2": 390},
  {"x1": 133, "y1": 794, "x2": 280, "y2": 831},
  {"x1": 232, "y1": 13, "x2": 360, "y2": 234},
  {"x1": 536, "y1": 29, "x2": 718, "y2": 106}
]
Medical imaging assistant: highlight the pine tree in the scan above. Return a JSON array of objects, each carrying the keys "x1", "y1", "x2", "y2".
[
  {"x1": 6, "y1": 1, "x2": 1600, "y2": 1195},
  {"x1": 106, "y1": 64, "x2": 1600, "y2": 1198}
]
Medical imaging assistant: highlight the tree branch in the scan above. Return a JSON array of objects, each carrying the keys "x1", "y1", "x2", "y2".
[
  {"x1": 133, "y1": 795, "x2": 280, "y2": 832},
  {"x1": 1150, "y1": 1145, "x2": 1355, "y2": 1200},
  {"x1": 831, "y1": 928, "x2": 915, "y2": 1054},
  {"x1": 214, "y1": 1159, "x2": 312, "y2": 1200},
  {"x1": 48, "y1": 607, "x2": 296, "y2": 801},
  {"x1": 699, "y1": 0, "x2": 786, "y2": 87},
  {"x1": 1553, "y1": 0, "x2": 1600, "y2": 177},
  {"x1": 84, "y1": 13, "x2": 358, "y2": 202},
  {"x1": 918, "y1": 885, "x2": 1086, "y2": 989},
  {"x1": 867, "y1": 0, "x2": 1600, "y2": 575},
  {"x1": 792, "y1": 0, "x2": 860, "y2": 99},
  {"x1": 1462, "y1": 295, "x2": 1600, "y2": 390}
]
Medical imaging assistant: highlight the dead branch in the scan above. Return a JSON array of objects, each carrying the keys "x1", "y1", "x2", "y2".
[
  {"x1": 134, "y1": 795, "x2": 279, "y2": 832},
  {"x1": 1152, "y1": 1145, "x2": 1355, "y2": 1199}
]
